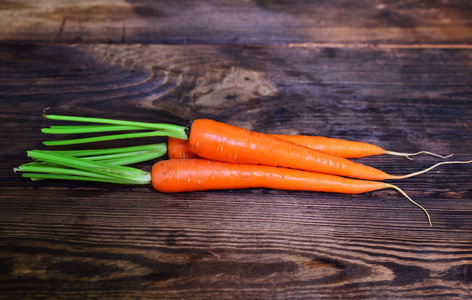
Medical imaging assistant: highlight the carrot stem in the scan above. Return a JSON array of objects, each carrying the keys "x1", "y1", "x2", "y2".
[
  {"x1": 47, "y1": 144, "x2": 166, "y2": 158},
  {"x1": 29, "y1": 143, "x2": 167, "y2": 166},
  {"x1": 43, "y1": 144, "x2": 168, "y2": 165},
  {"x1": 20, "y1": 173, "x2": 142, "y2": 184},
  {"x1": 16, "y1": 164, "x2": 123, "y2": 181},
  {"x1": 15, "y1": 143, "x2": 169, "y2": 182},
  {"x1": 95, "y1": 151, "x2": 165, "y2": 166},
  {"x1": 23, "y1": 150, "x2": 151, "y2": 184},
  {"x1": 43, "y1": 125, "x2": 146, "y2": 134},
  {"x1": 44, "y1": 114, "x2": 188, "y2": 139},
  {"x1": 43, "y1": 130, "x2": 172, "y2": 146}
]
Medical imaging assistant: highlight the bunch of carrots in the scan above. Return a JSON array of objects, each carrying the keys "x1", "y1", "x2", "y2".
[{"x1": 15, "y1": 113, "x2": 472, "y2": 226}]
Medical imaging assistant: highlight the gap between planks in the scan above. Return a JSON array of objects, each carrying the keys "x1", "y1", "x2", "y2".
[
  {"x1": 287, "y1": 42, "x2": 472, "y2": 49},
  {"x1": 1, "y1": 41, "x2": 471, "y2": 50}
]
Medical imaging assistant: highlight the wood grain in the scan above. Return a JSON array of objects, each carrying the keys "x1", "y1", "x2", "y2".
[
  {"x1": 0, "y1": 0, "x2": 471, "y2": 45},
  {"x1": 1, "y1": 42, "x2": 472, "y2": 298},
  {"x1": 1, "y1": 0, "x2": 472, "y2": 298},
  {"x1": 1, "y1": 188, "x2": 471, "y2": 299},
  {"x1": 1, "y1": 43, "x2": 471, "y2": 150}
]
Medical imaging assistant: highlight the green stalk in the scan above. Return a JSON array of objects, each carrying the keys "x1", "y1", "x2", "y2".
[
  {"x1": 82, "y1": 150, "x2": 156, "y2": 162},
  {"x1": 47, "y1": 144, "x2": 166, "y2": 158},
  {"x1": 43, "y1": 130, "x2": 173, "y2": 146},
  {"x1": 43, "y1": 125, "x2": 146, "y2": 134},
  {"x1": 25, "y1": 150, "x2": 151, "y2": 184},
  {"x1": 95, "y1": 151, "x2": 165, "y2": 166},
  {"x1": 15, "y1": 164, "x2": 123, "y2": 181},
  {"x1": 21, "y1": 144, "x2": 167, "y2": 170},
  {"x1": 44, "y1": 114, "x2": 188, "y2": 139},
  {"x1": 20, "y1": 173, "x2": 141, "y2": 185}
]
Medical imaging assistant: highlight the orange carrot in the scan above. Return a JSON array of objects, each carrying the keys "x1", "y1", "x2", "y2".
[
  {"x1": 271, "y1": 135, "x2": 383, "y2": 158},
  {"x1": 152, "y1": 158, "x2": 432, "y2": 225},
  {"x1": 169, "y1": 135, "x2": 450, "y2": 160},
  {"x1": 188, "y1": 119, "x2": 470, "y2": 181},
  {"x1": 16, "y1": 151, "x2": 433, "y2": 226},
  {"x1": 168, "y1": 137, "x2": 199, "y2": 159},
  {"x1": 270, "y1": 135, "x2": 450, "y2": 159},
  {"x1": 41, "y1": 115, "x2": 468, "y2": 181}
]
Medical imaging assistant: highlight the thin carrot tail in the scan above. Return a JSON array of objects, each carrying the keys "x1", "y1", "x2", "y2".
[
  {"x1": 384, "y1": 183, "x2": 432, "y2": 227},
  {"x1": 391, "y1": 160, "x2": 472, "y2": 180},
  {"x1": 384, "y1": 150, "x2": 453, "y2": 160}
]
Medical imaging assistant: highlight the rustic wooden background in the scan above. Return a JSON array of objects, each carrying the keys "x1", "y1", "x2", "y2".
[{"x1": 1, "y1": 1, "x2": 472, "y2": 299}]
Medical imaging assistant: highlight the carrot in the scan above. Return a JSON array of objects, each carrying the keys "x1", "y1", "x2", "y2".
[
  {"x1": 188, "y1": 119, "x2": 471, "y2": 181},
  {"x1": 14, "y1": 151, "x2": 432, "y2": 226},
  {"x1": 169, "y1": 136, "x2": 388, "y2": 159},
  {"x1": 42, "y1": 113, "x2": 450, "y2": 160},
  {"x1": 152, "y1": 159, "x2": 431, "y2": 225},
  {"x1": 168, "y1": 137, "x2": 199, "y2": 159},
  {"x1": 168, "y1": 136, "x2": 450, "y2": 160},
  {"x1": 41, "y1": 114, "x2": 470, "y2": 181},
  {"x1": 270, "y1": 134, "x2": 451, "y2": 159}
]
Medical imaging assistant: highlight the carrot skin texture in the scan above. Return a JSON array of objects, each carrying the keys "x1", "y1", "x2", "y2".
[
  {"x1": 170, "y1": 135, "x2": 385, "y2": 159},
  {"x1": 168, "y1": 137, "x2": 199, "y2": 159},
  {"x1": 152, "y1": 159, "x2": 389, "y2": 193},
  {"x1": 270, "y1": 135, "x2": 385, "y2": 158},
  {"x1": 188, "y1": 119, "x2": 391, "y2": 181}
]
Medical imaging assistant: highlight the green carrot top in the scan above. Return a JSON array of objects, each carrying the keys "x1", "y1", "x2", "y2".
[{"x1": 42, "y1": 113, "x2": 188, "y2": 145}]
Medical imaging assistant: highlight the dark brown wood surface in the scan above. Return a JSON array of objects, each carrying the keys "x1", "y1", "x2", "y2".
[
  {"x1": 1, "y1": 1, "x2": 472, "y2": 299},
  {"x1": 1, "y1": 0, "x2": 471, "y2": 45}
]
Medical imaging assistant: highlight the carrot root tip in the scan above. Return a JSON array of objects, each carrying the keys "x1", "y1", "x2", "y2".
[
  {"x1": 385, "y1": 184, "x2": 432, "y2": 227},
  {"x1": 385, "y1": 150, "x2": 453, "y2": 160},
  {"x1": 392, "y1": 160, "x2": 472, "y2": 180}
]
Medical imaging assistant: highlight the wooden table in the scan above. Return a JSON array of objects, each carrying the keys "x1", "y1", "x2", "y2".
[{"x1": 1, "y1": 1, "x2": 471, "y2": 298}]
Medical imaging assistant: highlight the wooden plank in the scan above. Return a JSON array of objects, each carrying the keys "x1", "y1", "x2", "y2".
[
  {"x1": 0, "y1": 0, "x2": 471, "y2": 45},
  {"x1": 1, "y1": 43, "x2": 472, "y2": 298},
  {"x1": 0, "y1": 188, "x2": 471, "y2": 299}
]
